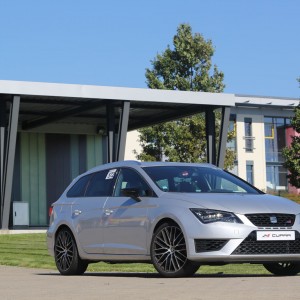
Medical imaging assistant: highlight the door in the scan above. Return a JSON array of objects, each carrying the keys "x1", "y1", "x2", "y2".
[
  {"x1": 102, "y1": 168, "x2": 153, "y2": 255},
  {"x1": 72, "y1": 168, "x2": 118, "y2": 254}
]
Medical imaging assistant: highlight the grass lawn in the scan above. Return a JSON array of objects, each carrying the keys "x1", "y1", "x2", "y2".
[{"x1": 0, "y1": 233, "x2": 271, "y2": 275}]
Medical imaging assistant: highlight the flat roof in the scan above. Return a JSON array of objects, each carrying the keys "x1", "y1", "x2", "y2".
[
  {"x1": 0, "y1": 80, "x2": 298, "y2": 133},
  {"x1": 235, "y1": 94, "x2": 299, "y2": 109},
  {"x1": 0, "y1": 80, "x2": 235, "y2": 105},
  {"x1": 0, "y1": 80, "x2": 235, "y2": 132}
]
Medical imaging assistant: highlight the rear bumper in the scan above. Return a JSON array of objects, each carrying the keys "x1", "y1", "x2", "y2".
[{"x1": 46, "y1": 230, "x2": 55, "y2": 257}]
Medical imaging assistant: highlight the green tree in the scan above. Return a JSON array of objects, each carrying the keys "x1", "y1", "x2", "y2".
[
  {"x1": 282, "y1": 78, "x2": 300, "y2": 188},
  {"x1": 136, "y1": 24, "x2": 234, "y2": 168}
]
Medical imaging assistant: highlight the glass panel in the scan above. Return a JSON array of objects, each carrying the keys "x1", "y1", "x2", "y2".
[
  {"x1": 264, "y1": 123, "x2": 274, "y2": 138},
  {"x1": 264, "y1": 117, "x2": 290, "y2": 163},
  {"x1": 245, "y1": 138, "x2": 253, "y2": 152},
  {"x1": 113, "y1": 168, "x2": 152, "y2": 197},
  {"x1": 246, "y1": 164, "x2": 253, "y2": 185},
  {"x1": 264, "y1": 117, "x2": 273, "y2": 123},
  {"x1": 275, "y1": 118, "x2": 285, "y2": 125},
  {"x1": 85, "y1": 169, "x2": 117, "y2": 197},
  {"x1": 244, "y1": 118, "x2": 253, "y2": 152},
  {"x1": 266, "y1": 166, "x2": 275, "y2": 190},
  {"x1": 265, "y1": 165, "x2": 287, "y2": 191},
  {"x1": 276, "y1": 126, "x2": 286, "y2": 150},
  {"x1": 244, "y1": 119, "x2": 252, "y2": 136},
  {"x1": 67, "y1": 174, "x2": 92, "y2": 197},
  {"x1": 227, "y1": 118, "x2": 236, "y2": 151},
  {"x1": 143, "y1": 166, "x2": 260, "y2": 194},
  {"x1": 278, "y1": 166, "x2": 288, "y2": 188}
]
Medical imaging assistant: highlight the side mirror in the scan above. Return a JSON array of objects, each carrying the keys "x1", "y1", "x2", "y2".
[{"x1": 121, "y1": 188, "x2": 141, "y2": 201}]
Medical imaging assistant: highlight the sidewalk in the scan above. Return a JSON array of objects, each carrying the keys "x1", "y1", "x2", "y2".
[
  {"x1": 0, "y1": 229, "x2": 47, "y2": 234},
  {"x1": 1, "y1": 265, "x2": 300, "y2": 300}
]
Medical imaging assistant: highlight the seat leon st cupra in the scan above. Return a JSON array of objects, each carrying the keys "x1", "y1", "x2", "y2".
[{"x1": 47, "y1": 161, "x2": 300, "y2": 277}]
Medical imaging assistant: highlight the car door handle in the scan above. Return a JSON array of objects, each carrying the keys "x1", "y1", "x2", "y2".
[
  {"x1": 73, "y1": 209, "x2": 82, "y2": 216},
  {"x1": 104, "y1": 209, "x2": 114, "y2": 216}
]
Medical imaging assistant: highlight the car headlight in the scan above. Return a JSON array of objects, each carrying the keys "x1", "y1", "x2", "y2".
[{"x1": 190, "y1": 208, "x2": 243, "y2": 224}]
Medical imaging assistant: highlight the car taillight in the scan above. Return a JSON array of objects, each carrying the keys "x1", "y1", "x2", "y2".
[
  {"x1": 49, "y1": 206, "x2": 55, "y2": 226},
  {"x1": 49, "y1": 206, "x2": 53, "y2": 217}
]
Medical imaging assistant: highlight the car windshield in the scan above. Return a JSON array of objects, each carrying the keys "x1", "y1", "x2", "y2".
[{"x1": 142, "y1": 166, "x2": 261, "y2": 194}]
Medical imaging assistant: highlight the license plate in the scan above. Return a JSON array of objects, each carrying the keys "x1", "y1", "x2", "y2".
[{"x1": 257, "y1": 231, "x2": 295, "y2": 241}]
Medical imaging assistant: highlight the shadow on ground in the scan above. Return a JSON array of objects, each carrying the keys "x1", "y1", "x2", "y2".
[{"x1": 36, "y1": 272, "x2": 282, "y2": 279}]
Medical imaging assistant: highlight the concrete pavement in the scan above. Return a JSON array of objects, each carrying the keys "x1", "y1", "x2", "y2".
[{"x1": 0, "y1": 265, "x2": 299, "y2": 300}]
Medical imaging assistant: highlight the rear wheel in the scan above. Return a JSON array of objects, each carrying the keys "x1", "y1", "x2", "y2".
[
  {"x1": 263, "y1": 262, "x2": 300, "y2": 276},
  {"x1": 55, "y1": 228, "x2": 88, "y2": 275},
  {"x1": 151, "y1": 222, "x2": 200, "y2": 278}
]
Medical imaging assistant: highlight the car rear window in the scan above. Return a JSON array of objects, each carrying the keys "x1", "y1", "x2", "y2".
[{"x1": 67, "y1": 174, "x2": 92, "y2": 197}]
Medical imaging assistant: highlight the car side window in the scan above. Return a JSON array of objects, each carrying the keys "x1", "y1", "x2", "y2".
[
  {"x1": 85, "y1": 169, "x2": 118, "y2": 197},
  {"x1": 113, "y1": 168, "x2": 152, "y2": 197},
  {"x1": 67, "y1": 174, "x2": 92, "y2": 197}
]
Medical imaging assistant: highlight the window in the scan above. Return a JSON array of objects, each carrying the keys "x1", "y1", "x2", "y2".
[
  {"x1": 246, "y1": 161, "x2": 254, "y2": 185},
  {"x1": 227, "y1": 114, "x2": 236, "y2": 151},
  {"x1": 85, "y1": 169, "x2": 118, "y2": 197},
  {"x1": 264, "y1": 117, "x2": 290, "y2": 163},
  {"x1": 266, "y1": 165, "x2": 288, "y2": 191},
  {"x1": 244, "y1": 118, "x2": 254, "y2": 152},
  {"x1": 264, "y1": 123, "x2": 274, "y2": 139},
  {"x1": 67, "y1": 174, "x2": 92, "y2": 197},
  {"x1": 113, "y1": 168, "x2": 152, "y2": 197},
  {"x1": 143, "y1": 166, "x2": 261, "y2": 194}
]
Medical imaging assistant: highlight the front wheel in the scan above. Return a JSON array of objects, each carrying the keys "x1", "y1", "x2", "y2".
[
  {"x1": 151, "y1": 222, "x2": 200, "y2": 278},
  {"x1": 263, "y1": 262, "x2": 300, "y2": 276},
  {"x1": 55, "y1": 228, "x2": 88, "y2": 275}
]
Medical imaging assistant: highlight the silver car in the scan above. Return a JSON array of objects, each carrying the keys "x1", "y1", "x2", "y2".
[{"x1": 47, "y1": 161, "x2": 300, "y2": 277}]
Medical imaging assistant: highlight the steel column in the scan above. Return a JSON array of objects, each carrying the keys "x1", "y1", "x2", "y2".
[
  {"x1": 217, "y1": 107, "x2": 231, "y2": 169},
  {"x1": 205, "y1": 108, "x2": 216, "y2": 165},
  {"x1": 117, "y1": 101, "x2": 130, "y2": 161},
  {"x1": 0, "y1": 99, "x2": 6, "y2": 227},
  {"x1": 1, "y1": 96, "x2": 20, "y2": 229},
  {"x1": 106, "y1": 103, "x2": 116, "y2": 163}
]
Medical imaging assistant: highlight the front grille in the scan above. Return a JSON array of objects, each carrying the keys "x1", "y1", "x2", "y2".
[
  {"x1": 232, "y1": 231, "x2": 300, "y2": 255},
  {"x1": 245, "y1": 214, "x2": 295, "y2": 227},
  {"x1": 195, "y1": 239, "x2": 228, "y2": 253}
]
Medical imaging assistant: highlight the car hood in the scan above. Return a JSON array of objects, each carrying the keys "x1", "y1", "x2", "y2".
[{"x1": 161, "y1": 192, "x2": 300, "y2": 215}]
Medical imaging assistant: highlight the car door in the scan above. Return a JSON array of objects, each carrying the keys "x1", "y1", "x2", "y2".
[
  {"x1": 102, "y1": 168, "x2": 154, "y2": 255},
  {"x1": 71, "y1": 168, "x2": 118, "y2": 254}
]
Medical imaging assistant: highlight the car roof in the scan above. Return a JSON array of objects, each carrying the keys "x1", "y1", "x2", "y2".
[{"x1": 85, "y1": 160, "x2": 218, "y2": 175}]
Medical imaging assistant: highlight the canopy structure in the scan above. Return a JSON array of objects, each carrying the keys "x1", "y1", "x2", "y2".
[{"x1": 0, "y1": 80, "x2": 235, "y2": 229}]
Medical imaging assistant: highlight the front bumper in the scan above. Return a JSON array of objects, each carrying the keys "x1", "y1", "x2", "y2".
[
  {"x1": 188, "y1": 231, "x2": 300, "y2": 263},
  {"x1": 186, "y1": 214, "x2": 300, "y2": 263}
]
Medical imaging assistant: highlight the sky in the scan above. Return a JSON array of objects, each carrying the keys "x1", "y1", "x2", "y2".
[{"x1": 0, "y1": 0, "x2": 299, "y2": 98}]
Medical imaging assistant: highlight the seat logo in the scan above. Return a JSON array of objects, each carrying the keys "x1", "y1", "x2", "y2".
[{"x1": 270, "y1": 216, "x2": 277, "y2": 224}]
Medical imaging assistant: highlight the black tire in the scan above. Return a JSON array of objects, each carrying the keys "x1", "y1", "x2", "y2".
[
  {"x1": 55, "y1": 228, "x2": 88, "y2": 275},
  {"x1": 263, "y1": 262, "x2": 300, "y2": 276},
  {"x1": 151, "y1": 222, "x2": 200, "y2": 278}
]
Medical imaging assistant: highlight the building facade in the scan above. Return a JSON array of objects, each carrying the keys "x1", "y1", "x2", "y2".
[
  {"x1": 12, "y1": 132, "x2": 103, "y2": 227},
  {"x1": 126, "y1": 95, "x2": 300, "y2": 195},
  {"x1": 224, "y1": 95, "x2": 299, "y2": 194}
]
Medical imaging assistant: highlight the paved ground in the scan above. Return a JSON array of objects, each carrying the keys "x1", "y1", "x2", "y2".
[
  {"x1": 0, "y1": 265, "x2": 300, "y2": 300},
  {"x1": 0, "y1": 229, "x2": 47, "y2": 235}
]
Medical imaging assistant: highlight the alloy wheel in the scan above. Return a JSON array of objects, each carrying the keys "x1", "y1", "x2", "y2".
[
  {"x1": 55, "y1": 229, "x2": 75, "y2": 272},
  {"x1": 152, "y1": 225, "x2": 187, "y2": 273},
  {"x1": 263, "y1": 262, "x2": 300, "y2": 276}
]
